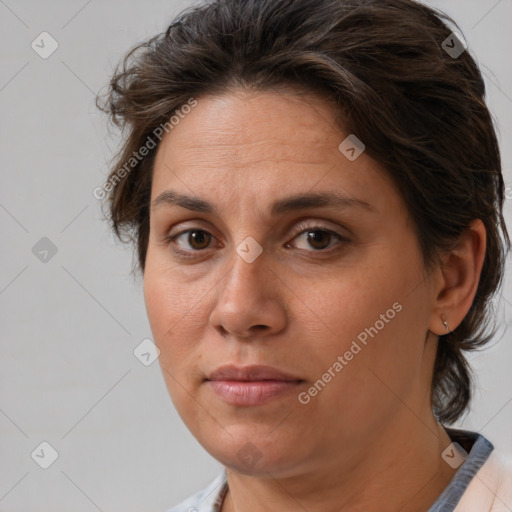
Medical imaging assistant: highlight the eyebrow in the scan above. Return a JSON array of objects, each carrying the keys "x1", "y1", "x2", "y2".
[{"x1": 151, "y1": 190, "x2": 374, "y2": 215}]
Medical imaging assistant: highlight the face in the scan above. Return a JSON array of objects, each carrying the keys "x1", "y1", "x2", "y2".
[{"x1": 143, "y1": 89, "x2": 438, "y2": 477}]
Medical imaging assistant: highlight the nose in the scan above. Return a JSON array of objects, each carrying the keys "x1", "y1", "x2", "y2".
[{"x1": 209, "y1": 248, "x2": 288, "y2": 339}]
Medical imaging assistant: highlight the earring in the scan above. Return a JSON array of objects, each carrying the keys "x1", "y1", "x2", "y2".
[{"x1": 441, "y1": 315, "x2": 450, "y2": 333}]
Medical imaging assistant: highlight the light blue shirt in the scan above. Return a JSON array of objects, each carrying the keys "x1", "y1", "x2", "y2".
[{"x1": 167, "y1": 428, "x2": 494, "y2": 512}]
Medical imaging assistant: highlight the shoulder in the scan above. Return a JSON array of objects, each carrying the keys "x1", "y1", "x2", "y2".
[
  {"x1": 166, "y1": 471, "x2": 228, "y2": 512},
  {"x1": 455, "y1": 449, "x2": 512, "y2": 512}
]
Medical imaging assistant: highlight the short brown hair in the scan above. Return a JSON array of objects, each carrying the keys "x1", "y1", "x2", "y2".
[{"x1": 97, "y1": 0, "x2": 510, "y2": 424}]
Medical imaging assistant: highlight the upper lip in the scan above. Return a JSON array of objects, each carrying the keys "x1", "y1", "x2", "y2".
[{"x1": 207, "y1": 364, "x2": 302, "y2": 382}]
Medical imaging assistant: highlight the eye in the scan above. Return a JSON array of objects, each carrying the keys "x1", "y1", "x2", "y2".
[
  {"x1": 165, "y1": 224, "x2": 348, "y2": 259},
  {"x1": 287, "y1": 226, "x2": 347, "y2": 252},
  {"x1": 167, "y1": 229, "x2": 217, "y2": 257}
]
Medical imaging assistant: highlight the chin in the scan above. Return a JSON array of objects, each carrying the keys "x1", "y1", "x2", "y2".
[{"x1": 198, "y1": 426, "x2": 305, "y2": 476}]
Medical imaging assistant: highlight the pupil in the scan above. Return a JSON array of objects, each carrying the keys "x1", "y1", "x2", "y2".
[
  {"x1": 308, "y1": 230, "x2": 330, "y2": 249},
  {"x1": 190, "y1": 230, "x2": 210, "y2": 249}
]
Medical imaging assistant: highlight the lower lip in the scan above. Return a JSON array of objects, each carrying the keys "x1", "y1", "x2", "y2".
[{"x1": 207, "y1": 380, "x2": 303, "y2": 406}]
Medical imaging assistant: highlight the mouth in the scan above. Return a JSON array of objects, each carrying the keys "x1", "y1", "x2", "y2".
[
  {"x1": 206, "y1": 364, "x2": 304, "y2": 406},
  {"x1": 206, "y1": 379, "x2": 304, "y2": 406}
]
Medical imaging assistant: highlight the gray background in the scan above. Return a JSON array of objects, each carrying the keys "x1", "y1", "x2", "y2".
[{"x1": 0, "y1": 1, "x2": 511, "y2": 511}]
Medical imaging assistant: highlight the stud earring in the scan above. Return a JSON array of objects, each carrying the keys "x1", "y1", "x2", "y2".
[{"x1": 442, "y1": 315, "x2": 450, "y2": 333}]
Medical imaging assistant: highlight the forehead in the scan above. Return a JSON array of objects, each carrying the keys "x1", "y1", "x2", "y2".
[
  {"x1": 157, "y1": 90, "x2": 337, "y2": 164},
  {"x1": 151, "y1": 89, "x2": 400, "y2": 217}
]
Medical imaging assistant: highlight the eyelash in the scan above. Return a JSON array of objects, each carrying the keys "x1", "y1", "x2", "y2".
[{"x1": 164, "y1": 223, "x2": 349, "y2": 259}]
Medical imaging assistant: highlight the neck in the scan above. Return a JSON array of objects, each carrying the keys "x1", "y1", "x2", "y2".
[{"x1": 221, "y1": 416, "x2": 457, "y2": 512}]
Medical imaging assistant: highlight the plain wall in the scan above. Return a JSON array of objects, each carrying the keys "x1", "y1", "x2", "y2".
[{"x1": 0, "y1": 0, "x2": 511, "y2": 510}]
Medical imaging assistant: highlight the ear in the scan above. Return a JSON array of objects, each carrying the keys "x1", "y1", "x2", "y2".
[{"x1": 429, "y1": 219, "x2": 487, "y2": 335}]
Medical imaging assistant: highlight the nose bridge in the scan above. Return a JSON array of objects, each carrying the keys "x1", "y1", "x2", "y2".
[{"x1": 223, "y1": 240, "x2": 268, "y2": 298}]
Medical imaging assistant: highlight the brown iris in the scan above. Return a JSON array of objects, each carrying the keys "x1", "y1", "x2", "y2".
[
  {"x1": 306, "y1": 230, "x2": 331, "y2": 250},
  {"x1": 188, "y1": 230, "x2": 211, "y2": 250}
]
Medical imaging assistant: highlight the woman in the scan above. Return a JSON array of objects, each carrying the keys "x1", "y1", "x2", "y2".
[{"x1": 97, "y1": 0, "x2": 512, "y2": 510}]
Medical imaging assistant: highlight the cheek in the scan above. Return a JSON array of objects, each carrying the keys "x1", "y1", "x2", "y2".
[
  {"x1": 144, "y1": 271, "x2": 175, "y2": 338},
  {"x1": 310, "y1": 256, "x2": 401, "y2": 342},
  {"x1": 143, "y1": 262, "x2": 202, "y2": 361},
  {"x1": 295, "y1": 304, "x2": 416, "y2": 444},
  {"x1": 143, "y1": 265, "x2": 208, "y2": 415},
  {"x1": 309, "y1": 244, "x2": 427, "y2": 384}
]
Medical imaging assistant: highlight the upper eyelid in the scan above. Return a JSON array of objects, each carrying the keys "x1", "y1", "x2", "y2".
[
  {"x1": 169, "y1": 220, "x2": 343, "y2": 238},
  {"x1": 168, "y1": 215, "x2": 346, "y2": 234}
]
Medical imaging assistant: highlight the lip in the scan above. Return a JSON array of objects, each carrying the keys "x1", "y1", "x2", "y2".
[
  {"x1": 207, "y1": 364, "x2": 302, "y2": 382},
  {"x1": 206, "y1": 365, "x2": 304, "y2": 406}
]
